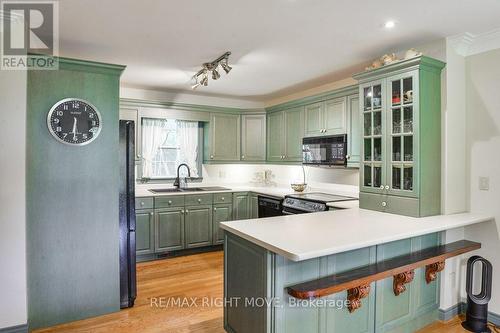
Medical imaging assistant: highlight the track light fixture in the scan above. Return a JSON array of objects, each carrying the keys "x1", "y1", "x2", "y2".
[{"x1": 191, "y1": 51, "x2": 232, "y2": 89}]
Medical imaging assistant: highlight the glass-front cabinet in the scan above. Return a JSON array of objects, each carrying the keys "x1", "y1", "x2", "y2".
[{"x1": 354, "y1": 56, "x2": 445, "y2": 217}]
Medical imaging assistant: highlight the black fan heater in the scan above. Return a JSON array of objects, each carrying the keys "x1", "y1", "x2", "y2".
[{"x1": 462, "y1": 256, "x2": 493, "y2": 333}]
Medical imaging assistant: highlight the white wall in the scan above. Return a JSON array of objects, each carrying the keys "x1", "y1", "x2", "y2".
[
  {"x1": 121, "y1": 86, "x2": 265, "y2": 110},
  {"x1": 463, "y1": 48, "x2": 500, "y2": 314},
  {"x1": 202, "y1": 164, "x2": 359, "y2": 194},
  {"x1": 0, "y1": 70, "x2": 28, "y2": 327}
]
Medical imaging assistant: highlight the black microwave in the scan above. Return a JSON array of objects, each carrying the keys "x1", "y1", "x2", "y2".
[{"x1": 302, "y1": 134, "x2": 348, "y2": 166}]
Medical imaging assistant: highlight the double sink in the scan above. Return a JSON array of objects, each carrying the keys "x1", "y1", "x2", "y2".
[{"x1": 148, "y1": 186, "x2": 231, "y2": 194}]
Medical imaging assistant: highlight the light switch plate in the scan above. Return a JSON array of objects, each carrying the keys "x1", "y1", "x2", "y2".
[{"x1": 479, "y1": 176, "x2": 489, "y2": 191}]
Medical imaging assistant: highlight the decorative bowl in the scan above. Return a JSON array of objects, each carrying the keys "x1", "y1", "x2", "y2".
[{"x1": 291, "y1": 183, "x2": 307, "y2": 192}]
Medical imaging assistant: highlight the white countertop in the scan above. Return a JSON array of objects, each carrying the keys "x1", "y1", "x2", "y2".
[
  {"x1": 135, "y1": 183, "x2": 359, "y2": 199},
  {"x1": 220, "y1": 208, "x2": 492, "y2": 261}
]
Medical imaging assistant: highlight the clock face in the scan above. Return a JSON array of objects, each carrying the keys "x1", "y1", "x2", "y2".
[{"x1": 47, "y1": 98, "x2": 102, "y2": 145}]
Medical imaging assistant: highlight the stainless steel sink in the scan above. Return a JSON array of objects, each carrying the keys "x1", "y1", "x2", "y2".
[{"x1": 148, "y1": 186, "x2": 231, "y2": 194}]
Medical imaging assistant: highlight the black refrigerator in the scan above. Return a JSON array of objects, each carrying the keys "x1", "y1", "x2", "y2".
[{"x1": 119, "y1": 120, "x2": 137, "y2": 308}]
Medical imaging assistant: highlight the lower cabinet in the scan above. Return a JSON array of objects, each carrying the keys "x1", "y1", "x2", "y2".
[
  {"x1": 233, "y1": 192, "x2": 250, "y2": 220},
  {"x1": 213, "y1": 203, "x2": 233, "y2": 245},
  {"x1": 185, "y1": 205, "x2": 213, "y2": 249},
  {"x1": 250, "y1": 193, "x2": 259, "y2": 219},
  {"x1": 155, "y1": 207, "x2": 185, "y2": 252},
  {"x1": 136, "y1": 192, "x2": 263, "y2": 259},
  {"x1": 136, "y1": 209, "x2": 154, "y2": 255}
]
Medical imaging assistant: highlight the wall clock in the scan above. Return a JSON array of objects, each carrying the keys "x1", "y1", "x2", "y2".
[{"x1": 47, "y1": 98, "x2": 102, "y2": 146}]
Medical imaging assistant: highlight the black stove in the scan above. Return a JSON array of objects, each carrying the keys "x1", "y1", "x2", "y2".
[{"x1": 282, "y1": 192, "x2": 357, "y2": 214}]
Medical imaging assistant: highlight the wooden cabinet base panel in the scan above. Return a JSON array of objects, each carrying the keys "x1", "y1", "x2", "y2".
[{"x1": 137, "y1": 244, "x2": 223, "y2": 262}]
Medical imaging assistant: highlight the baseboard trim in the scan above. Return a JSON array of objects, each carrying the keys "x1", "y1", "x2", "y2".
[
  {"x1": 439, "y1": 302, "x2": 466, "y2": 321},
  {"x1": 440, "y1": 302, "x2": 500, "y2": 326},
  {"x1": 0, "y1": 324, "x2": 28, "y2": 333}
]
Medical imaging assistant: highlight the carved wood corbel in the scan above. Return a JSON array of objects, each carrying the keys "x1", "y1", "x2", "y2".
[
  {"x1": 393, "y1": 270, "x2": 415, "y2": 296},
  {"x1": 425, "y1": 261, "x2": 445, "y2": 283},
  {"x1": 347, "y1": 284, "x2": 371, "y2": 313}
]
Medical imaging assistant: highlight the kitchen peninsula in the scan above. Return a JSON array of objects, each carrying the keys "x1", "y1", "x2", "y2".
[{"x1": 220, "y1": 209, "x2": 492, "y2": 333}]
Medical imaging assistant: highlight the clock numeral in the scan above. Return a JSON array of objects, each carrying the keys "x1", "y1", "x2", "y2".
[
  {"x1": 53, "y1": 118, "x2": 60, "y2": 124},
  {"x1": 57, "y1": 111, "x2": 63, "y2": 116},
  {"x1": 72, "y1": 136, "x2": 78, "y2": 141},
  {"x1": 89, "y1": 113, "x2": 94, "y2": 118},
  {"x1": 82, "y1": 134, "x2": 88, "y2": 139},
  {"x1": 56, "y1": 126, "x2": 62, "y2": 132},
  {"x1": 91, "y1": 120, "x2": 97, "y2": 126},
  {"x1": 63, "y1": 133, "x2": 68, "y2": 139},
  {"x1": 63, "y1": 105, "x2": 68, "y2": 110},
  {"x1": 72, "y1": 102, "x2": 80, "y2": 109},
  {"x1": 89, "y1": 127, "x2": 98, "y2": 133}
]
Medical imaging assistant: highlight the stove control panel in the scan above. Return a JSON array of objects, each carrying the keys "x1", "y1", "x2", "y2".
[{"x1": 283, "y1": 198, "x2": 328, "y2": 212}]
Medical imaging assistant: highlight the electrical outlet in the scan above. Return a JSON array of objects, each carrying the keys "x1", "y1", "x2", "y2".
[{"x1": 479, "y1": 176, "x2": 489, "y2": 191}]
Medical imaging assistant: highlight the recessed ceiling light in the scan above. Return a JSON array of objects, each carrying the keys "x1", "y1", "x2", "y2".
[{"x1": 384, "y1": 20, "x2": 395, "y2": 29}]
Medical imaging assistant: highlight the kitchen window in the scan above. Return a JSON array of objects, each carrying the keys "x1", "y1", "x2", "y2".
[{"x1": 141, "y1": 117, "x2": 201, "y2": 180}]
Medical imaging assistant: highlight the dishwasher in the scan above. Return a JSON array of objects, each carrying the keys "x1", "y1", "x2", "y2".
[{"x1": 257, "y1": 195, "x2": 284, "y2": 218}]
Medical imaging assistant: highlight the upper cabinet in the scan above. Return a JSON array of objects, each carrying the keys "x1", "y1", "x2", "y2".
[
  {"x1": 241, "y1": 114, "x2": 266, "y2": 161},
  {"x1": 353, "y1": 56, "x2": 445, "y2": 217},
  {"x1": 347, "y1": 94, "x2": 361, "y2": 167},
  {"x1": 205, "y1": 113, "x2": 241, "y2": 162},
  {"x1": 266, "y1": 107, "x2": 304, "y2": 162},
  {"x1": 205, "y1": 112, "x2": 266, "y2": 163},
  {"x1": 304, "y1": 97, "x2": 347, "y2": 137}
]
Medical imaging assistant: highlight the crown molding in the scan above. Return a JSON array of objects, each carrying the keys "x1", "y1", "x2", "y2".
[{"x1": 448, "y1": 28, "x2": 500, "y2": 57}]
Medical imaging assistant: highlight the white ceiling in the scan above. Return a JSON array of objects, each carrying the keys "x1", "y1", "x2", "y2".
[{"x1": 58, "y1": 0, "x2": 500, "y2": 101}]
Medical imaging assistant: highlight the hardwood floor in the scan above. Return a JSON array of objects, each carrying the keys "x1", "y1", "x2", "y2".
[
  {"x1": 34, "y1": 251, "x2": 225, "y2": 333},
  {"x1": 34, "y1": 250, "x2": 499, "y2": 333}
]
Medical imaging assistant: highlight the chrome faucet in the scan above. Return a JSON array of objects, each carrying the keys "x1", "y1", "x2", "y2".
[{"x1": 173, "y1": 163, "x2": 191, "y2": 189}]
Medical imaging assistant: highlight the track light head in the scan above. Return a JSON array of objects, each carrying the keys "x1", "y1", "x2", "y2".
[
  {"x1": 200, "y1": 74, "x2": 208, "y2": 86},
  {"x1": 221, "y1": 61, "x2": 232, "y2": 74},
  {"x1": 212, "y1": 68, "x2": 221, "y2": 80}
]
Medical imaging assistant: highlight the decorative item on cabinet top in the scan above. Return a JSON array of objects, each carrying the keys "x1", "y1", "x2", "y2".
[{"x1": 365, "y1": 49, "x2": 422, "y2": 71}]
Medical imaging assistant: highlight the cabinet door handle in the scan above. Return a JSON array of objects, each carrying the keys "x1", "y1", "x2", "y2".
[
  {"x1": 168, "y1": 200, "x2": 172, "y2": 205},
  {"x1": 197, "y1": 198, "x2": 202, "y2": 203},
  {"x1": 140, "y1": 201, "x2": 145, "y2": 206},
  {"x1": 181, "y1": 210, "x2": 185, "y2": 214},
  {"x1": 385, "y1": 185, "x2": 390, "y2": 190},
  {"x1": 210, "y1": 155, "x2": 214, "y2": 159},
  {"x1": 185, "y1": 210, "x2": 189, "y2": 214},
  {"x1": 137, "y1": 154, "x2": 141, "y2": 158},
  {"x1": 346, "y1": 154, "x2": 350, "y2": 160},
  {"x1": 221, "y1": 197, "x2": 225, "y2": 201},
  {"x1": 150, "y1": 212, "x2": 154, "y2": 216},
  {"x1": 242, "y1": 155, "x2": 245, "y2": 159},
  {"x1": 379, "y1": 185, "x2": 384, "y2": 190},
  {"x1": 214, "y1": 207, "x2": 217, "y2": 211},
  {"x1": 381, "y1": 201, "x2": 387, "y2": 207}
]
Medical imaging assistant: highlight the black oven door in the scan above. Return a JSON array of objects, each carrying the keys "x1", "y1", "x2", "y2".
[{"x1": 282, "y1": 207, "x2": 308, "y2": 215}]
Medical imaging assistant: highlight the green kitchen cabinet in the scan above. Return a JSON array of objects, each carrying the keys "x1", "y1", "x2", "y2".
[
  {"x1": 375, "y1": 233, "x2": 440, "y2": 332},
  {"x1": 206, "y1": 113, "x2": 241, "y2": 162},
  {"x1": 155, "y1": 207, "x2": 185, "y2": 252},
  {"x1": 250, "y1": 193, "x2": 259, "y2": 219},
  {"x1": 354, "y1": 56, "x2": 445, "y2": 217},
  {"x1": 347, "y1": 94, "x2": 361, "y2": 167},
  {"x1": 213, "y1": 203, "x2": 233, "y2": 244},
  {"x1": 233, "y1": 192, "x2": 250, "y2": 220},
  {"x1": 136, "y1": 209, "x2": 155, "y2": 255},
  {"x1": 304, "y1": 97, "x2": 347, "y2": 137},
  {"x1": 185, "y1": 205, "x2": 213, "y2": 248},
  {"x1": 266, "y1": 107, "x2": 304, "y2": 162},
  {"x1": 241, "y1": 114, "x2": 266, "y2": 162},
  {"x1": 224, "y1": 232, "x2": 441, "y2": 333}
]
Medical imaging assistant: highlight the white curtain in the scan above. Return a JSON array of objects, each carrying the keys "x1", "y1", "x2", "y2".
[
  {"x1": 176, "y1": 120, "x2": 199, "y2": 177},
  {"x1": 142, "y1": 118, "x2": 169, "y2": 178}
]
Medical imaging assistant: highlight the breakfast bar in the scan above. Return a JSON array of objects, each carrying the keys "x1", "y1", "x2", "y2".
[{"x1": 220, "y1": 209, "x2": 492, "y2": 333}]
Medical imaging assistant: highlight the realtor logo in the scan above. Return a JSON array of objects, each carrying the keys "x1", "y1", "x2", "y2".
[{"x1": 1, "y1": 0, "x2": 58, "y2": 70}]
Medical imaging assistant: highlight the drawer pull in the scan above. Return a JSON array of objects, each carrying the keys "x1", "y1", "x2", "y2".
[
  {"x1": 221, "y1": 197, "x2": 225, "y2": 201},
  {"x1": 197, "y1": 198, "x2": 202, "y2": 203},
  {"x1": 185, "y1": 210, "x2": 189, "y2": 214},
  {"x1": 181, "y1": 210, "x2": 185, "y2": 214},
  {"x1": 379, "y1": 185, "x2": 384, "y2": 190},
  {"x1": 381, "y1": 201, "x2": 387, "y2": 207},
  {"x1": 140, "y1": 201, "x2": 145, "y2": 206},
  {"x1": 385, "y1": 185, "x2": 389, "y2": 190},
  {"x1": 168, "y1": 200, "x2": 172, "y2": 205},
  {"x1": 150, "y1": 212, "x2": 154, "y2": 216},
  {"x1": 214, "y1": 207, "x2": 217, "y2": 211}
]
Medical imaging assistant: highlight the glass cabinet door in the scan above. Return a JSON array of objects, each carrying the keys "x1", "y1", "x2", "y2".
[
  {"x1": 361, "y1": 82, "x2": 385, "y2": 191},
  {"x1": 388, "y1": 73, "x2": 417, "y2": 196}
]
